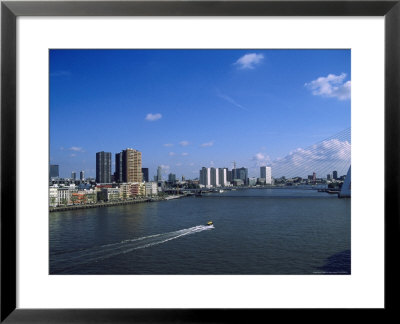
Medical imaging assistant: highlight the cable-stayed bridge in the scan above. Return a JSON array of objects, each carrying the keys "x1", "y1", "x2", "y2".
[
  {"x1": 167, "y1": 128, "x2": 351, "y2": 197},
  {"x1": 270, "y1": 128, "x2": 351, "y2": 180}
]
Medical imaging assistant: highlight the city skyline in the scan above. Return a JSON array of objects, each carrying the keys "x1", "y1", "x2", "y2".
[{"x1": 50, "y1": 49, "x2": 350, "y2": 178}]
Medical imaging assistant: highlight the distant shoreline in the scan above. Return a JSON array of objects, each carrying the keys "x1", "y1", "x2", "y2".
[
  {"x1": 49, "y1": 186, "x2": 336, "y2": 213},
  {"x1": 49, "y1": 195, "x2": 185, "y2": 213}
]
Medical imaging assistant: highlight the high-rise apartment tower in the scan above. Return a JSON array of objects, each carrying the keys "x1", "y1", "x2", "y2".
[{"x1": 96, "y1": 151, "x2": 112, "y2": 183}]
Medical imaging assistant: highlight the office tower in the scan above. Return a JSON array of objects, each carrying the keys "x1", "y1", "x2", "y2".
[
  {"x1": 142, "y1": 168, "x2": 149, "y2": 182},
  {"x1": 200, "y1": 167, "x2": 211, "y2": 187},
  {"x1": 49, "y1": 164, "x2": 59, "y2": 179},
  {"x1": 333, "y1": 170, "x2": 338, "y2": 180},
  {"x1": 71, "y1": 171, "x2": 76, "y2": 181},
  {"x1": 168, "y1": 173, "x2": 176, "y2": 183},
  {"x1": 80, "y1": 170, "x2": 85, "y2": 181},
  {"x1": 219, "y1": 168, "x2": 227, "y2": 186},
  {"x1": 327, "y1": 174, "x2": 331, "y2": 180},
  {"x1": 210, "y1": 167, "x2": 219, "y2": 187},
  {"x1": 227, "y1": 170, "x2": 232, "y2": 182},
  {"x1": 260, "y1": 166, "x2": 272, "y2": 185},
  {"x1": 312, "y1": 172, "x2": 316, "y2": 182},
  {"x1": 122, "y1": 148, "x2": 142, "y2": 183},
  {"x1": 96, "y1": 151, "x2": 112, "y2": 183},
  {"x1": 233, "y1": 167, "x2": 248, "y2": 185},
  {"x1": 115, "y1": 152, "x2": 123, "y2": 183},
  {"x1": 157, "y1": 166, "x2": 162, "y2": 182}
]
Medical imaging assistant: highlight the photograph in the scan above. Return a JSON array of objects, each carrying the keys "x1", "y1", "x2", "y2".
[{"x1": 49, "y1": 49, "x2": 351, "y2": 275}]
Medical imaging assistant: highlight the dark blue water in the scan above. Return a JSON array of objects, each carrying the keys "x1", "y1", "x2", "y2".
[{"x1": 49, "y1": 188, "x2": 350, "y2": 274}]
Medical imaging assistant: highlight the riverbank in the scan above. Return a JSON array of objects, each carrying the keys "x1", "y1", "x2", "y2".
[{"x1": 49, "y1": 195, "x2": 187, "y2": 212}]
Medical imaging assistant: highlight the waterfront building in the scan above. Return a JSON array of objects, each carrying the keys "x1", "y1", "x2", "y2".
[
  {"x1": 219, "y1": 168, "x2": 227, "y2": 187},
  {"x1": 333, "y1": 170, "x2": 338, "y2": 180},
  {"x1": 49, "y1": 187, "x2": 58, "y2": 207},
  {"x1": 210, "y1": 168, "x2": 219, "y2": 187},
  {"x1": 115, "y1": 152, "x2": 123, "y2": 183},
  {"x1": 199, "y1": 167, "x2": 211, "y2": 187},
  {"x1": 71, "y1": 189, "x2": 97, "y2": 205},
  {"x1": 99, "y1": 187, "x2": 120, "y2": 202},
  {"x1": 80, "y1": 170, "x2": 85, "y2": 181},
  {"x1": 50, "y1": 164, "x2": 59, "y2": 179},
  {"x1": 249, "y1": 177, "x2": 257, "y2": 186},
  {"x1": 257, "y1": 178, "x2": 266, "y2": 185},
  {"x1": 121, "y1": 148, "x2": 142, "y2": 183},
  {"x1": 130, "y1": 183, "x2": 141, "y2": 196},
  {"x1": 157, "y1": 166, "x2": 162, "y2": 182},
  {"x1": 233, "y1": 179, "x2": 244, "y2": 186},
  {"x1": 233, "y1": 167, "x2": 248, "y2": 185},
  {"x1": 260, "y1": 166, "x2": 272, "y2": 185},
  {"x1": 119, "y1": 183, "x2": 131, "y2": 199},
  {"x1": 57, "y1": 186, "x2": 74, "y2": 206},
  {"x1": 142, "y1": 168, "x2": 149, "y2": 182},
  {"x1": 145, "y1": 182, "x2": 158, "y2": 196},
  {"x1": 96, "y1": 151, "x2": 112, "y2": 184}
]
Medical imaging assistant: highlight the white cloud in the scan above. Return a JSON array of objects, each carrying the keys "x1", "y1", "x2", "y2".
[
  {"x1": 234, "y1": 53, "x2": 264, "y2": 69},
  {"x1": 200, "y1": 141, "x2": 214, "y2": 147},
  {"x1": 176, "y1": 163, "x2": 183, "y2": 166},
  {"x1": 305, "y1": 73, "x2": 351, "y2": 100},
  {"x1": 180, "y1": 141, "x2": 189, "y2": 146},
  {"x1": 68, "y1": 146, "x2": 85, "y2": 152},
  {"x1": 163, "y1": 143, "x2": 173, "y2": 147},
  {"x1": 189, "y1": 162, "x2": 195, "y2": 166},
  {"x1": 145, "y1": 113, "x2": 162, "y2": 121},
  {"x1": 181, "y1": 152, "x2": 189, "y2": 156},
  {"x1": 252, "y1": 152, "x2": 271, "y2": 167},
  {"x1": 168, "y1": 152, "x2": 176, "y2": 156}
]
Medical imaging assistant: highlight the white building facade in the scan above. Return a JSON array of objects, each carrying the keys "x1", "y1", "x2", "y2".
[
  {"x1": 145, "y1": 182, "x2": 158, "y2": 196},
  {"x1": 199, "y1": 167, "x2": 211, "y2": 188},
  {"x1": 218, "y1": 168, "x2": 227, "y2": 187},
  {"x1": 260, "y1": 166, "x2": 272, "y2": 184},
  {"x1": 210, "y1": 167, "x2": 220, "y2": 187}
]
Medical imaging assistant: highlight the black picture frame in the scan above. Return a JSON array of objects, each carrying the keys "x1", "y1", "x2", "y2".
[{"x1": 1, "y1": 0, "x2": 399, "y2": 322}]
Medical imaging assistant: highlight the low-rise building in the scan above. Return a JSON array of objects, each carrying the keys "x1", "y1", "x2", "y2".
[
  {"x1": 119, "y1": 183, "x2": 132, "y2": 199},
  {"x1": 49, "y1": 187, "x2": 58, "y2": 207},
  {"x1": 248, "y1": 177, "x2": 257, "y2": 186},
  {"x1": 99, "y1": 187, "x2": 120, "y2": 202},
  {"x1": 71, "y1": 189, "x2": 97, "y2": 205},
  {"x1": 57, "y1": 186, "x2": 73, "y2": 206},
  {"x1": 145, "y1": 182, "x2": 158, "y2": 196}
]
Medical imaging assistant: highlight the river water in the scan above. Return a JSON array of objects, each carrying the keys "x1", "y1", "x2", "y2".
[{"x1": 49, "y1": 188, "x2": 350, "y2": 275}]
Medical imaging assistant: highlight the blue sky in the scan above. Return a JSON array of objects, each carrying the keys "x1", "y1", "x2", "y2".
[{"x1": 50, "y1": 49, "x2": 351, "y2": 179}]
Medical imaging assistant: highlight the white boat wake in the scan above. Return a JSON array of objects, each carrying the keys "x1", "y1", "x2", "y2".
[{"x1": 51, "y1": 225, "x2": 214, "y2": 272}]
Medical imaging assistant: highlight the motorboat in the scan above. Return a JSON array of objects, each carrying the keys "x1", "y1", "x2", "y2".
[{"x1": 207, "y1": 221, "x2": 213, "y2": 226}]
